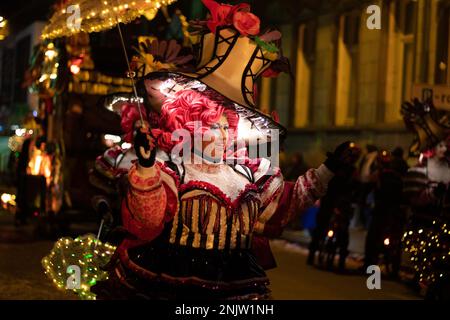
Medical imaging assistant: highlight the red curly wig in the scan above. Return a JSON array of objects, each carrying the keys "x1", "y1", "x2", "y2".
[{"x1": 152, "y1": 89, "x2": 239, "y2": 153}]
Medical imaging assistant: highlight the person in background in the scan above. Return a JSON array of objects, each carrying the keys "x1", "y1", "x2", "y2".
[
  {"x1": 391, "y1": 147, "x2": 409, "y2": 176},
  {"x1": 15, "y1": 119, "x2": 45, "y2": 226},
  {"x1": 285, "y1": 152, "x2": 310, "y2": 230},
  {"x1": 358, "y1": 144, "x2": 379, "y2": 228},
  {"x1": 363, "y1": 150, "x2": 406, "y2": 277},
  {"x1": 15, "y1": 137, "x2": 32, "y2": 226},
  {"x1": 285, "y1": 152, "x2": 309, "y2": 182},
  {"x1": 307, "y1": 142, "x2": 361, "y2": 271}
]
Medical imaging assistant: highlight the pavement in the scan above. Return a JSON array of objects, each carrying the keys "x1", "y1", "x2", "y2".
[
  {"x1": 281, "y1": 227, "x2": 366, "y2": 256},
  {"x1": 0, "y1": 209, "x2": 420, "y2": 300},
  {"x1": 0, "y1": 210, "x2": 75, "y2": 299},
  {"x1": 267, "y1": 239, "x2": 420, "y2": 300}
]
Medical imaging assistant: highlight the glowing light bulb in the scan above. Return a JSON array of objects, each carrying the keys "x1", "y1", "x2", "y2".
[
  {"x1": 327, "y1": 230, "x2": 334, "y2": 238},
  {"x1": 33, "y1": 155, "x2": 42, "y2": 175},
  {"x1": 121, "y1": 142, "x2": 132, "y2": 149},
  {"x1": 1, "y1": 193, "x2": 12, "y2": 203},
  {"x1": 45, "y1": 47, "x2": 57, "y2": 60},
  {"x1": 70, "y1": 64, "x2": 80, "y2": 74},
  {"x1": 39, "y1": 74, "x2": 48, "y2": 82}
]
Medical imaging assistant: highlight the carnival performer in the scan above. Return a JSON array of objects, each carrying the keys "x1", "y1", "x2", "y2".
[
  {"x1": 92, "y1": 85, "x2": 359, "y2": 299},
  {"x1": 43, "y1": 0, "x2": 358, "y2": 300},
  {"x1": 402, "y1": 98, "x2": 450, "y2": 299},
  {"x1": 402, "y1": 99, "x2": 450, "y2": 223}
]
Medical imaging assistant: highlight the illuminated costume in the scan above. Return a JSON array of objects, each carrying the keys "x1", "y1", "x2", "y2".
[
  {"x1": 44, "y1": 0, "x2": 356, "y2": 300},
  {"x1": 93, "y1": 88, "x2": 340, "y2": 300},
  {"x1": 402, "y1": 99, "x2": 450, "y2": 299}
]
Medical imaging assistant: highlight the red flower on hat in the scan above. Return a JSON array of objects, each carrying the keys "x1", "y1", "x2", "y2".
[
  {"x1": 201, "y1": 0, "x2": 259, "y2": 36},
  {"x1": 202, "y1": 0, "x2": 233, "y2": 32},
  {"x1": 232, "y1": 11, "x2": 260, "y2": 36}
]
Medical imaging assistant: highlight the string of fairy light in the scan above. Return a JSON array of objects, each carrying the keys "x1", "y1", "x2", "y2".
[
  {"x1": 42, "y1": 234, "x2": 116, "y2": 300},
  {"x1": 41, "y1": 0, "x2": 177, "y2": 40},
  {"x1": 402, "y1": 218, "x2": 450, "y2": 285}
]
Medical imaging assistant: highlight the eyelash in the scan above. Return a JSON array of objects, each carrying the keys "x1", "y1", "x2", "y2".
[{"x1": 211, "y1": 125, "x2": 228, "y2": 130}]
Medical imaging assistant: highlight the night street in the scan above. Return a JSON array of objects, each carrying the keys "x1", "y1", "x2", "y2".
[
  {"x1": 267, "y1": 240, "x2": 419, "y2": 300},
  {"x1": 0, "y1": 211, "x2": 419, "y2": 300},
  {"x1": 1, "y1": 0, "x2": 449, "y2": 304}
]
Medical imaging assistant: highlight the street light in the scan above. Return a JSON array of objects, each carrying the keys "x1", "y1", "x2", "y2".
[{"x1": 0, "y1": 16, "x2": 8, "y2": 41}]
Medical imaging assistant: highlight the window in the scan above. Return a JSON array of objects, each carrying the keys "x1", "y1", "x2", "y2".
[
  {"x1": 385, "y1": 0, "x2": 417, "y2": 123},
  {"x1": 294, "y1": 20, "x2": 316, "y2": 127},
  {"x1": 435, "y1": 6, "x2": 450, "y2": 85},
  {"x1": 398, "y1": 0, "x2": 417, "y2": 102},
  {"x1": 335, "y1": 11, "x2": 360, "y2": 126}
]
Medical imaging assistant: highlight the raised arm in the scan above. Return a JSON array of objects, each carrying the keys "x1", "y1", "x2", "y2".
[
  {"x1": 253, "y1": 164, "x2": 333, "y2": 237},
  {"x1": 254, "y1": 141, "x2": 360, "y2": 237},
  {"x1": 122, "y1": 128, "x2": 179, "y2": 243}
]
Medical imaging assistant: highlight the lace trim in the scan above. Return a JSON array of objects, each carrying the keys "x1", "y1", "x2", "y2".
[{"x1": 179, "y1": 180, "x2": 258, "y2": 209}]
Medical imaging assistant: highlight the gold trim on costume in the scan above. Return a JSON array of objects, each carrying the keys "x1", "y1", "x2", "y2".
[
  {"x1": 242, "y1": 202, "x2": 250, "y2": 235},
  {"x1": 218, "y1": 206, "x2": 227, "y2": 250},
  {"x1": 206, "y1": 202, "x2": 218, "y2": 234},
  {"x1": 180, "y1": 224, "x2": 189, "y2": 246},
  {"x1": 169, "y1": 212, "x2": 179, "y2": 244},
  {"x1": 206, "y1": 234, "x2": 215, "y2": 249},
  {"x1": 191, "y1": 199, "x2": 201, "y2": 248},
  {"x1": 230, "y1": 213, "x2": 239, "y2": 249},
  {"x1": 193, "y1": 233, "x2": 201, "y2": 248}
]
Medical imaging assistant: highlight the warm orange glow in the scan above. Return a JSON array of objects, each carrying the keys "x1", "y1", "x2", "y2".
[
  {"x1": 28, "y1": 148, "x2": 53, "y2": 185},
  {"x1": 384, "y1": 238, "x2": 390, "y2": 246},
  {"x1": 1, "y1": 193, "x2": 12, "y2": 203},
  {"x1": 70, "y1": 64, "x2": 80, "y2": 74},
  {"x1": 327, "y1": 230, "x2": 334, "y2": 238},
  {"x1": 1, "y1": 193, "x2": 16, "y2": 208},
  {"x1": 33, "y1": 155, "x2": 43, "y2": 175}
]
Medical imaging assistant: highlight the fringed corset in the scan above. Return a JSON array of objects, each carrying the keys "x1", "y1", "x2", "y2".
[{"x1": 169, "y1": 181, "x2": 261, "y2": 251}]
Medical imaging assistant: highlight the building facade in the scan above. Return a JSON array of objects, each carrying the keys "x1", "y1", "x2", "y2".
[{"x1": 257, "y1": 0, "x2": 450, "y2": 165}]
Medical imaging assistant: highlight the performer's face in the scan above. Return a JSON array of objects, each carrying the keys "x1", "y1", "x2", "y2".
[
  {"x1": 202, "y1": 115, "x2": 229, "y2": 160},
  {"x1": 435, "y1": 141, "x2": 447, "y2": 160}
]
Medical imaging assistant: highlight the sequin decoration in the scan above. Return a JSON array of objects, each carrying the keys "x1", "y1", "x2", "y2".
[{"x1": 41, "y1": 234, "x2": 116, "y2": 300}]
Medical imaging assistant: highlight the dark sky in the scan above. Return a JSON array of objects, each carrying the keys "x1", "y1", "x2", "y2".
[
  {"x1": 0, "y1": 0, "x2": 55, "y2": 33},
  {"x1": 0, "y1": 0, "x2": 294, "y2": 34},
  {"x1": 0, "y1": 0, "x2": 321, "y2": 35}
]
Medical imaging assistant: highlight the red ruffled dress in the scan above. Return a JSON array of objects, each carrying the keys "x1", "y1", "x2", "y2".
[{"x1": 93, "y1": 157, "x2": 333, "y2": 300}]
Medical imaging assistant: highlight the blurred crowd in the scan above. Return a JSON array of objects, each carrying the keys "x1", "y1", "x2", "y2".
[{"x1": 283, "y1": 144, "x2": 412, "y2": 277}]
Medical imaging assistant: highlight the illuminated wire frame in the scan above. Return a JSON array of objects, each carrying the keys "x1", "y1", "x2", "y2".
[
  {"x1": 42, "y1": 234, "x2": 116, "y2": 300},
  {"x1": 401, "y1": 98, "x2": 450, "y2": 155},
  {"x1": 41, "y1": 0, "x2": 177, "y2": 40}
]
